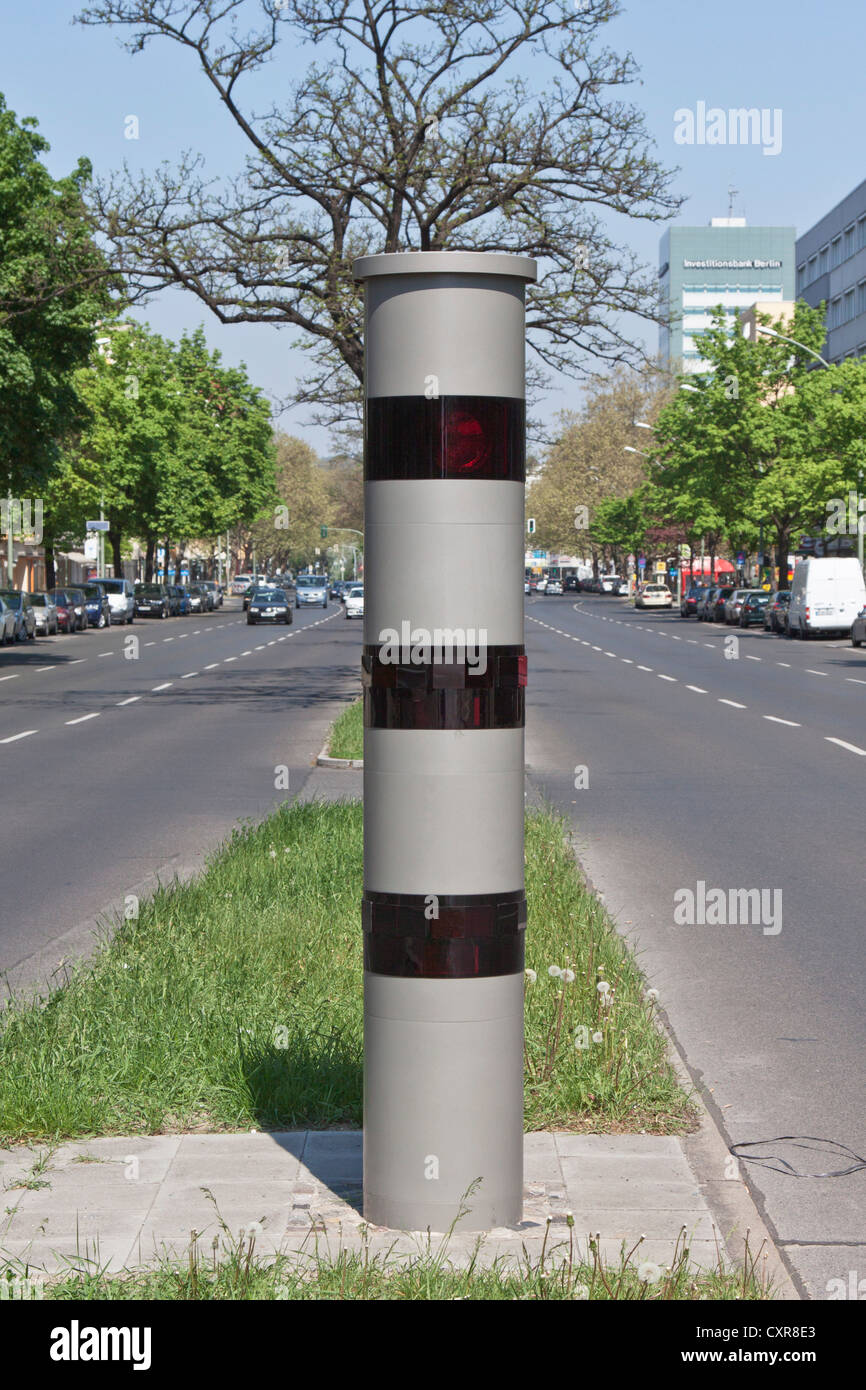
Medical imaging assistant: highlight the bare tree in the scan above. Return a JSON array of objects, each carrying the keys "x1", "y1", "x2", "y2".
[{"x1": 77, "y1": 0, "x2": 682, "y2": 428}]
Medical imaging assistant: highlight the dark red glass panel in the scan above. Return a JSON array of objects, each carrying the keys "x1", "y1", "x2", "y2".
[
  {"x1": 363, "y1": 891, "x2": 526, "y2": 978},
  {"x1": 365, "y1": 396, "x2": 524, "y2": 482}
]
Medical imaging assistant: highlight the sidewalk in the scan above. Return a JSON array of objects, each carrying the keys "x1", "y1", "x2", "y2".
[{"x1": 0, "y1": 1128, "x2": 788, "y2": 1286}]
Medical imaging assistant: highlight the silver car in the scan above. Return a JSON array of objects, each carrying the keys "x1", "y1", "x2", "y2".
[
  {"x1": 29, "y1": 591, "x2": 59, "y2": 635},
  {"x1": 724, "y1": 589, "x2": 756, "y2": 625},
  {"x1": 295, "y1": 575, "x2": 328, "y2": 609},
  {"x1": 0, "y1": 596, "x2": 17, "y2": 645}
]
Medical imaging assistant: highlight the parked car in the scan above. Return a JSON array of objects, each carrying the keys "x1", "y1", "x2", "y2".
[
  {"x1": 710, "y1": 586, "x2": 736, "y2": 622},
  {"x1": 247, "y1": 587, "x2": 292, "y2": 625},
  {"x1": 635, "y1": 583, "x2": 673, "y2": 609},
  {"x1": 851, "y1": 605, "x2": 866, "y2": 648},
  {"x1": 0, "y1": 589, "x2": 37, "y2": 640},
  {"x1": 231, "y1": 573, "x2": 254, "y2": 595},
  {"x1": 680, "y1": 584, "x2": 708, "y2": 618},
  {"x1": 199, "y1": 580, "x2": 223, "y2": 608},
  {"x1": 295, "y1": 574, "x2": 329, "y2": 609},
  {"x1": 764, "y1": 590, "x2": 790, "y2": 633},
  {"x1": 695, "y1": 587, "x2": 718, "y2": 620},
  {"x1": 344, "y1": 584, "x2": 364, "y2": 619},
  {"x1": 724, "y1": 589, "x2": 756, "y2": 625},
  {"x1": 0, "y1": 596, "x2": 17, "y2": 645},
  {"x1": 739, "y1": 592, "x2": 771, "y2": 627},
  {"x1": 185, "y1": 585, "x2": 209, "y2": 614},
  {"x1": 600, "y1": 575, "x2": 621, "y2": 594},
  {"x1": 49, "y1": 589, "x2": 78, "y2": 634},
  {"x1": 134, "y1": 582, "x2": 171, "y2": 619},
  {"x1": 546, "y1": 578, "x2": 563, "y2": 595},
  {"x1": 65, "y1": 587, "x2": 89, "y2": 631},
  {"x1": 93, "y1": 576, "x2": 135, "y2": 624},
  {"x1": 80, "y1": 583, "x2": 113, "y2": 629},
  {"x1": 787, "y1": 556, "x2": 866, "y2": 638},
  {"x1": 564, "y1": 576, "x2": 582, "y2": 592},
  {"x1": 29, "y1": 591, "x2": 59, "y2": 635}
]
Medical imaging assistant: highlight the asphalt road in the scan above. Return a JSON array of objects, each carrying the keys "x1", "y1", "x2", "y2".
[
  {"x1": 0, "y1": 597, "x2": 361, "y2": 995},
  {"x1": 525, "y1": 590, "x2": 866, "y2": 1301},
  {"x1": 3, "y1": 582, "x2": 863, "y2": 1299}
]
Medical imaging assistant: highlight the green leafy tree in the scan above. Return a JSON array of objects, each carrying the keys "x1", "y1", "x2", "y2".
[{"x1": 0, "y1": 94, "x2": 116, "y2": 499}]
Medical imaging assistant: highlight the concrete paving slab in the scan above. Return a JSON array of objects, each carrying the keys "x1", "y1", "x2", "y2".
[{"x1": 0, "y1": 1128, "x2": 780, "y2": 1286}]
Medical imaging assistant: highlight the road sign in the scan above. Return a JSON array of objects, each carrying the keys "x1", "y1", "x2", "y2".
[
  {"x1": 353, "y1": 249, "x2": 535, "y2": 1233},
  {"x1": 86, "y1": 520, "x2": 110, "y2": 532}
]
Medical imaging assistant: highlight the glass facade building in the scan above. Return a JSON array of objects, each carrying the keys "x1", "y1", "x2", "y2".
[
  {"x1": 796, "y1": 178, "x2": 866, "y2": 364},
  {"x1": 659, "y1": 220, "x2": 796, "y2": 373}
]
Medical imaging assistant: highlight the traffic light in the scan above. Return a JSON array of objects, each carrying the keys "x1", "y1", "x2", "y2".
[
  {"x1": 527, "y1": 517, "x2": 536, "y2": 535},
  {"x1": 320, "y1": 524, "x2": 328, "y2": 539},
  {"x1": 354, "y1": 249, "x2": 536, "y2": 1232}
]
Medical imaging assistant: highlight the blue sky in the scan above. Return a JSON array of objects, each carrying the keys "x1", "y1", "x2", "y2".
[{"x1": 3, "y1": 0, "x2": 864, "y2": 454}]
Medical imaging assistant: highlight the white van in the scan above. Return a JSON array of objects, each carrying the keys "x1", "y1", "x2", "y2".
[{"x1": 787, "y1": 556, "x2": 866, "y2": 637}]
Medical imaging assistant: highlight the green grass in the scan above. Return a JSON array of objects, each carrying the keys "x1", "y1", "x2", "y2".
[
  {"x1": 1, "y1": 1217, "x2": 773, "y2": 1301},
  {"x1": 327, "y1": 697, "x2": 363, "y2": 760},
  {"x1": 0, "y1": 802, "x2": 693, "y2": 1142}
]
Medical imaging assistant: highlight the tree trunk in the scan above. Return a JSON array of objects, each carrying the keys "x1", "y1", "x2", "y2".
[
  {"x1": 776, "y1": 529, "x2": 789, "y2": 590},
  {"x1": 145, "y1": 536, "x2": 155, "y2": 582},
  {"x1": 109, "y1": 529, "x2": 123, "y2": 577}
]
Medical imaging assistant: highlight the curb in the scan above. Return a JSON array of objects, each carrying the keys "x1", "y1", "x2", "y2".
[
  {"x1": 315, "y1": 744, "x2": 364, "y2": 769},
  {"x1": 554, "y1": 818, "x2": 800, "y2": 1300}
]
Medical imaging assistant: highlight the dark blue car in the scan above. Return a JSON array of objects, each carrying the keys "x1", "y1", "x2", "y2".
[{"x1": 80, "y1": 582, "x2": 112, "y2": 629}]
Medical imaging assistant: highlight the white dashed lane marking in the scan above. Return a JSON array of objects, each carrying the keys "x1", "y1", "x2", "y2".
[
  {"x1": 764, "y1": 715, "x2": 800, "y2": 727},
  {"x1": 116, "y1": 696, "x2": 140, "y2": 706},
  {"x1": 718, "y1": 699, "x2": 746, "y2": 709},
  {"x1": 826, "y1": 737, "x2": 866, "y2": 756},
  {"x1": 151, "y1": 682, "x2": 173, "y2": 692},
  {"x1": 65, "y1": 712, "x2": 100, "y2": 725},
  {"x1": 0, "y1": 729, "x2": 36, "y2": 743}
]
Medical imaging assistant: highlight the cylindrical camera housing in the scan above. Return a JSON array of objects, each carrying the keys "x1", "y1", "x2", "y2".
[{"x1": 353, "y1": 251, "x2": 536, "y2": 1231}]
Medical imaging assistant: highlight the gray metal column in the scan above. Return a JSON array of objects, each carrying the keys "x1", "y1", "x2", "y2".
[{"x1": 353, "y1": 251, "x2": 536, "y2": 1231}]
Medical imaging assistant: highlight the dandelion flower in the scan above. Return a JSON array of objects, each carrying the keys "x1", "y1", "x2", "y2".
[
  {"x1": 548, "y1": 965, "x2": 562, "y2": 978},
  {"x1": 573, "y1": 1282, "x2": 589, "y2": 1300},
  {"x1": 561, "y1": 968, "x2": 575, "y2": 983},
  {"x1": 596, "y1": 980, "x2": 610, "y2": 995},
  {"x1": 524, "y1": 968, "x2": 537, "y2": 985},
  {"x1": 638, "y1": 1261, "x2": 662, "y2": 1284},
  {"x1": 592, "y1": 1031, "x2": 603, "y2": 1044},
  {"x1": 269, "y1": 849, "x2": 277, "y2": 860},
  {"x1": 646, "y1": 988, "x2": 659, "y2": 1003}
]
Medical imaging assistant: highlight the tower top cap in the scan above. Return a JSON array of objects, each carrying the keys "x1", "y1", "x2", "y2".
[{"x1": 353, "y1": 251, "x2": 537, "y2": 283}]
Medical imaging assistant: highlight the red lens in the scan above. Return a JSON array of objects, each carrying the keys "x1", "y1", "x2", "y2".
[{"x1": 445, "y1": 410, "x2": 491, "y2": 474}]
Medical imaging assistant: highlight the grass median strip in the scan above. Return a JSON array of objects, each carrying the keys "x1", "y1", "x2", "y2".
[
  {"x1": 326, "y1": 696, "x2": 363, "y2": 760},
  {"x1": 0, "y1": 802, "x2": 692, "y2": 1142}
]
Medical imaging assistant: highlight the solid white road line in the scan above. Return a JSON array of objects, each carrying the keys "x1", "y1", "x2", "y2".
[
  {"x1": 825, "y1": 736, "x2": 866, "y2": 756},
  {"x1": 66, "y1": 712, "x2": 100, "y2": 725},
  {"x1": 0, "y1": 729, "x2": 37, "y2": 743},
  {"x1": 763, "y1": 715, "x2": 800, "y2": 727}
]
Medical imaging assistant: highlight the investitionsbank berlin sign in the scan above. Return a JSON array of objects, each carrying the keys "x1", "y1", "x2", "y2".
[{"x1": 683, "y1": 259, "x2": 782, "y2": 270}]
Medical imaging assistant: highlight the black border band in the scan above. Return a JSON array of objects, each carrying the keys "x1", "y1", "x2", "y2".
[
  {"x1": 362, "y1": 645, "x2": 526, "y2": 729},
  {"x1": 365, "y1": 395, "x2": 525, "y2": 482},
  {"x1": 363, "y1": 890, "x2": 526, "y2": 978}
]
